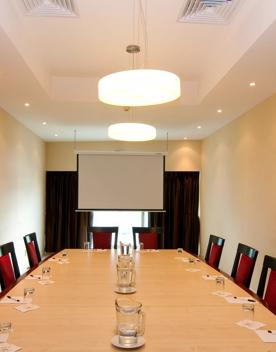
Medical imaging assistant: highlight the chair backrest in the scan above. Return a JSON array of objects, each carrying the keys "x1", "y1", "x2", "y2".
[
  {"x1": 24, "y1": 232, "x2": 42, "y2": 268},
  {"x1": 257, "y1": 255, "x2": 276, "y2": 314},
  {"x1": 0, "y1": 242, "x2": 20, "y2": 290},
  {"x1": 205, "y1": 234, "x2": 225, "y2": 268},
  {"x1": 132, "y1": 227, "x2": 163, "y2": 250},
  {"x1": 231, "y1": 243, "x2": 258, "y2": 288},
  {"x1": 87, "y1": 227, "x2": 119, "y2": 249}
]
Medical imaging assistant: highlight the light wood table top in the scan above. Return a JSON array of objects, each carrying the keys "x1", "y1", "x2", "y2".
[{"x1": 1, "y1": 249, "x2": 276, "y2": 351}]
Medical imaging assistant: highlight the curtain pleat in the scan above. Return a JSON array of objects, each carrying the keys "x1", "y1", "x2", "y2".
[
  {"x1": 150, "y1": 172, "x2": 200, "y2": 254},
  {"x1": 45, "y1": 171, "x2": 90, "y2": 252}
]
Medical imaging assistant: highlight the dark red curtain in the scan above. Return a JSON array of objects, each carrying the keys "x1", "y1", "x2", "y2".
[
  {"x1": 150, "y1": 172, "x2": 200, "y2": 254},
  {"x1": 45, "y1": 171, "x2": 90, "y2": 252}
]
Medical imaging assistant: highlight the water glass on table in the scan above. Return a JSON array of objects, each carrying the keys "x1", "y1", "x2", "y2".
[
  {"x1": 41, "y1": 266, "x2": 51, "y2": 281},
  {"x1": 242, "y1": 302, "x2": 255, "y2": 321},
  {"x1": 83, "y1": 241, "x2": 91, "y2": 250},
  {"x1": 24, "y1": 287, "x2": 35, "y2": 303},
  {"x1": 215, "y1": 276, "x2": 225, "y2": 290},
  {"x1": 0, "y1": 321, "x2": 12, "y2": 349}
]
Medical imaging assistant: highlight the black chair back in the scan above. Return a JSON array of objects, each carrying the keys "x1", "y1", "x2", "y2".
[
  {"x1": 204, "y1": 234, "x2": 225, "y2": 268},
  {"x1": 231, "y1": 242, "x2": 258, "y2": 288},
  {"x1": 257, "y1": 255, "x2": 276, "y2": 298},
  {"x1": 24, "y1": 232, "x2": 42, "y2": 267}
]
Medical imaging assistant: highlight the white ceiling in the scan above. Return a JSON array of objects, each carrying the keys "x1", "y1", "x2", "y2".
[{"x1": 0, "y1": 0, "x2": 275, "y2": 141}]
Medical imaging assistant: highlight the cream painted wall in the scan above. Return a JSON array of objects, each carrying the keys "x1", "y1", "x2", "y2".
[
  {"x1": 201, "y1": 93, "x2": 276, "y2": 291},
  {"x1": 0, "y1": 107, "x2": 45, "y2": 277},
  {"x1": 46, "y1": 140, "x2": 201, "y2": 171}
]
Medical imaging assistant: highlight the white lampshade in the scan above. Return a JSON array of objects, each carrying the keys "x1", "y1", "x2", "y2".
[
  {"x1": 98, "y1": 69, "x2": 181, "y2": 107},
  {"x1": 108, "y1": 123, "x2": 156, "y2": 141}
]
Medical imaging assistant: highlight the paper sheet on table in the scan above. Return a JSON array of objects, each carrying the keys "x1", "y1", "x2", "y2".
[
  {"x1": 212, "y1": 290, "x2": 232, "y2": 297},
  {"x1": 56, "y1": 260, "x2": 70, "y2": 264},
  {"x1": 236, "y1": 319, "x2": 266, "y2": 330},
  {"x1": 15, "y1": 304, "x2": 40, "y2": 312},
  {"x1": 224, "y1": 296, "x2": 257, "y2": 304},
  {"x1": 202, "y1": 274, "x2": 218, "y2": 281},
  {"x1": 0, "y1": 343, "x2": 22, "y2": 351},
  {"x1": 255, "y1": 329, "x2": 276, "y2": 342},
  {"x1": 37, "y1": 280, "x2": 55, "y2": 285},
  {"x1": 0, "y1": 296, "x2": 24, "y2": 304},
  {"x1": 185, "y1": 268, "x2": 201, "y2": 272}
]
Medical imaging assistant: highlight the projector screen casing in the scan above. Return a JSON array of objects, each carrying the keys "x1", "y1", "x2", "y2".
[{"x1": 77, "y1": 153, "x2": 164, "y2": 210}]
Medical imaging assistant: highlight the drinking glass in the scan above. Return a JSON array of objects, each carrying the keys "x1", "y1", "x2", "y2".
[
  {"x1": 41, "y1": 266, "x2": 51, "y2": 281},
  {"x1": 116, "y1": 298, "x2": 145, "y2": 346},
  {"x1": 117, "y1": 262, "x2": 136, "y2": 291},
  {"x1": 0, "y1": 321, "x2": 12, "y2": 347},
  {"x1": 83, "y1": 241, "x2": 91, "y2": 250},
  {"x1": 242, "y1": 303, "x2": 255, "y2": 322},
  {"x1": 215, "y1": 276, "x2": 225, "y2": 290},
  {"x1": 62, "y1": 251, "x2": 68, "y2": 258},
  {"x1": 118, "y1": 254, "x2": 135, "y2": 266},
  {"x1": 120, "y1": 242, "x2": 131, "y2": 255},
  {"x1": 24, "y1": 287, "x2": 35, "y2": 303}
]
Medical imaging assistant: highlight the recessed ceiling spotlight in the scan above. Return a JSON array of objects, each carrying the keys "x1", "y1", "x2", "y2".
[
  {"x1": 24, "y1": 102, "x2": 30, "y2": 107},
  {"x1": 197, "y1": 125, "x2": 202, "y2": 129},
  {"x1": 249, "y1": 82, "x2": 256, "y2": 87},
  {"x1": 217, "y1": 109, "x2": 222, "y2": 113},
  {"x1": 54, "y1": 133, "x2": 58, "y2": 137},
  {"x1": 42, "y1": 121, "x2": 47, "y2": 125}
]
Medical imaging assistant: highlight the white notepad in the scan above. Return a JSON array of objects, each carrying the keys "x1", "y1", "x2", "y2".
[
  {"x1": 236, "y1": 319, "x2": 266, "y2": 330},
  {"x1": 255, "y1": 329, "x2": 276, "y2": 342}
]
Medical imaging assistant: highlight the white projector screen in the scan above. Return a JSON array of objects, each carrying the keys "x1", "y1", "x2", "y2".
[{"x1": 77, "y1": 153, "x2": 164, "y2": 210}]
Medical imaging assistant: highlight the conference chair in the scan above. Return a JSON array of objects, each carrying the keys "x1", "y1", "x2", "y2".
[
  {"x1": 0, "y1": 242, "x2": 20, "y2": 291},
  {"x1": 87, "y1": 226, "x2": 119, "y2": 249},
  {"x1": 24, "y1": 232, "x2": 42, "y2": 269},
  {"x1": 132, "y1": 227, "x2": 164, "y2": 250},
  {"x1": 257, "y1": 255, "x2": 276, "y2": 314},
  {"x1": 205, "y1": 234, "x2": 225, "y2": 269},
  {"x1": 231, "y1": 243, "x2": 258, "y2": 288}
]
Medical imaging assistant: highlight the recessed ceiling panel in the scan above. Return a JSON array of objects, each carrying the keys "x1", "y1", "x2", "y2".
[
  {"x1": 19, "y1": 0, "x2": 77, "y2": 17},
  {"x1": 178, "y1": 0, "x2": 241, "y2": 24}
]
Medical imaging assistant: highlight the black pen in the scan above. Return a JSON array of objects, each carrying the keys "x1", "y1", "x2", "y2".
[
  {"x1": 30, "y1": 274, "x2": 41, "y2": 279},
  {"x1": 7, "y1": 295, "x2": 20, "y2": 302}
]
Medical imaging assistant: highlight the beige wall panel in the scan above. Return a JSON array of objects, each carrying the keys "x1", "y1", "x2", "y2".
[
  {"x1": 201, "y1": 93, "x2": 276, "y2": 292},
  {"x1": 46, "y1": 140, "x2": 201, "y2": 171},
  {"x1": 0, "y1": 107, "x2": 45, "y2": 276}
]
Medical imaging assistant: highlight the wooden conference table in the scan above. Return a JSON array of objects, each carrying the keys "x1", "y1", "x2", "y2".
[{"x1": 1, "y1": 249, "x2": 276, "y2": 351}]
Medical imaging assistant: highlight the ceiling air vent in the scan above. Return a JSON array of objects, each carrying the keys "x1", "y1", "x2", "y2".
[
  {"x1": 20, "y1": 0, "x2": 77, "y2": 17},
  {"x1": 178, "y1": 0, "x2": 240, "y2": 24}
]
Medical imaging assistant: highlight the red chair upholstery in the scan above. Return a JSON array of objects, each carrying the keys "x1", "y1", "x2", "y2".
[
  {"x1": 132, "y1": 227, "x2": 163, "y2": 250},
  {"x1": 88, "y1": 227, "x2": 119, "y2": 249},
  {"x1": 0, "y1": 242, "x2": 20, "y2": 291},
  {"x1": 257, "y1": 255, "x2": 276, "y2": 314},
  {"x1": 0, "y1": 254, "x2": 16, "y2": 288},
  {"x1": 205, "y1": 235, "x2": 225, "y2": 268},
  {"x1": 235, "y1": 254, "x2": 254, "y2": 286},
  {"x1": 93, "y1": 232, "x2": 112, "y2": 249},
  {"x1": 138, "y1": 232, "x2": 158, "y2": 249},
  {"x1": 24, "y1": 233, "x2": 42, "y2": 268},
  {"x1": 27, "y1": 242, "x2": 39, "y2": 266},
  {"x1": 231, "y1": 243, "x2": 258, "y2": 288}
]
